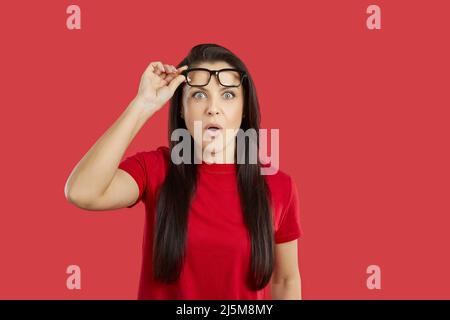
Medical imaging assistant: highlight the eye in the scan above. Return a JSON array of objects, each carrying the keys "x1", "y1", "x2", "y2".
[
  {"x1": 191, "y1": 91, "x2": 236, "y2": 100},
  {"x1": 192, "y1": 91, "x2": 206, "y2": 99},
  {"x1": 223, "y1": 91, "x2": 236, "y2": 99}
]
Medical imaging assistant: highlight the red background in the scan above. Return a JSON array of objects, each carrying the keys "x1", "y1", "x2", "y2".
[{"x1": 0, "y1": 0, "x2": 449, "y2": 299}]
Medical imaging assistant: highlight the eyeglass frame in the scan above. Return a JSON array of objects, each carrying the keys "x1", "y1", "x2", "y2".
[{"x1": 181, "y1": 67, "x2": 247, "y2": 88}]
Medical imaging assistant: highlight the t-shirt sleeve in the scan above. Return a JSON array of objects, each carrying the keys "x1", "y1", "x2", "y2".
[
  {"x1": 118, "y1": 151, "x2": 147, "y2": 208},
  {"x1": 274, "y1": 176, "x2": 303, "y2": 243}
]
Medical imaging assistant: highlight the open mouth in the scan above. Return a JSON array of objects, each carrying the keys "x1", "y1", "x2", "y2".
[{"x1": 204, "y1": 124, "x2": 223, "y2": 137}]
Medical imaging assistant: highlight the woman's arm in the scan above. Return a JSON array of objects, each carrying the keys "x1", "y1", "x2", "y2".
[
  {"x1": 64, "y1": 97, "x2": 153, "y2": 207},
  {"x1": 271, "y1": 239, "x2": 302, "y2": 300},
  {"x1": 64, "y1": 62, "x2": 187, "y2": 208}
]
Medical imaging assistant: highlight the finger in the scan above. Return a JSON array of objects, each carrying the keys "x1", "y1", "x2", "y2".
[
  {"x1": 163, "y1": 65, "x2": 181, "y2": 81},
  {"x1": 145, "y1": 61, "x2": 161, "y2": 73},
  {"x1": 145, "y1": 61, "x2": 157, "y2": 71},
  {"x1": 165, "y1": 65, "x2": 185, "y2": 81},
  {"x1": 163, "y1": 72, "x2": 177, "y2": 83},
  {"x1": 176, "y1": 65, "x2": 189, "y2": 73},
  {"x1": 163, "y1": 64, "x2": 174, "y2": 74},
  {"x1": 150, "y1": 61, "x2": 165, "y2": 75},
  {"x1": 168, "y1": 74, "x2": 187, "y2": 93}
]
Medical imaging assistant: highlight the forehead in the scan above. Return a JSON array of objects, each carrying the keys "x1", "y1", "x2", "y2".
[{"x1": 190, "y1": 61, "x2": 234, "y2": 70}]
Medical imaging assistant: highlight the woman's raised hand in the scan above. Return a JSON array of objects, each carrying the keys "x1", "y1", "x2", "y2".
[{"x1": 133, "y1": 61, "x2": 188, "y2": 114}]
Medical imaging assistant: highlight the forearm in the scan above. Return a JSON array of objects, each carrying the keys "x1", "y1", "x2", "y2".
[
  {"x1": 65, "y1": 98, "x2": 154, "y2": 204},
  {"x1": 271, "y1": 275, "x2": 302, "y2": 300}
]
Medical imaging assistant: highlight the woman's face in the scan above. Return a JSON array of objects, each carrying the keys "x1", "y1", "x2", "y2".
[{"x1": 181, "y1": 61, "x2": 245, "y2": 163}]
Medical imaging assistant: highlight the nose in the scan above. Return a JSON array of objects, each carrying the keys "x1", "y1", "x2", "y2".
[
  {"x1": 205, "y1": 76, "x2": 222, "y2": 116},
  {"x1": 206, "y1": 100, "x2": 220, "y2": 116}
]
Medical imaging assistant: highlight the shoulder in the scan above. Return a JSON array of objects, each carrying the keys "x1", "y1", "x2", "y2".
[
  {"x1": 264, "y1": 167, "x2": 295, "y2": 195},
  {"x1": 140, "y1": 145, "x2": 170, "y2": 178},
  {"x1": 264, "y1": 168, "x2": 298, "y2": 215},
  {"x1": 140, "y1": 145, "x2": 170, "y2": 166},
  {"x1": 264, "y1": 168, "x2": 302, "y2": 241},
  {"x1": 123, "y1": 146, "x2": 169, "y2": 192}
]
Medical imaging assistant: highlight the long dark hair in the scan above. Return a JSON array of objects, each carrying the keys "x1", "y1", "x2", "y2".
[{"x1": 153, "y1": 43, "x2": 274, "y2": 290}]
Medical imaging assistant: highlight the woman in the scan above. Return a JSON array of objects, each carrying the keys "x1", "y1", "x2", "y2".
[{"x1": 64, "y1": 43, "x2": 303, "y2": 300}]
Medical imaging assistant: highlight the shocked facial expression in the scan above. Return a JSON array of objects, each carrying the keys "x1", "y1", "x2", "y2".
[{"x1": 180, "y1": 61, "x2": 245, "y2": 163}]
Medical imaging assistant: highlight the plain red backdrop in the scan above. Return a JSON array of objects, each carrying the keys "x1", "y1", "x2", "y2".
[{"x1": 0, "y1": 0, "x2": 449, "y2": 299}]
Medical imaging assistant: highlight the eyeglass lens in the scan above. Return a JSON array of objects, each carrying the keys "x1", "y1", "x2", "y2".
[{"x1": 186, "y1": 70, "x2": 242, "y2": 87}]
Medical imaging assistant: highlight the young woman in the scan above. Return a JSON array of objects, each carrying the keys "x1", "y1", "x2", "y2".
[{"x1": 64, "y1": 43, "x2": 303, "y2": 300}]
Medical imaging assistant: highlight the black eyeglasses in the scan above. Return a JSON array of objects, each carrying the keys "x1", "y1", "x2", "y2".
[{"x1": 181, "y1": 68, "x2": 247, "y2": 87}]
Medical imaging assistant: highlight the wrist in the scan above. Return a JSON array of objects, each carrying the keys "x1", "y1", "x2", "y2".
[{"x1": 128, "y1": 97, "x2": 158, "y2": 119}]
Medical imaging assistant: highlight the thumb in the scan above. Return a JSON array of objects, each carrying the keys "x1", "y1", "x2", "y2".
[{"x1": 168, "y1": 74, "x2": 187, "y2": 93}]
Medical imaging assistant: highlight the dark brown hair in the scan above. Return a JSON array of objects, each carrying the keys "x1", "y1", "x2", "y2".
[{"x1": 153, "y1": 43, "x2": 274, "y2": 290}]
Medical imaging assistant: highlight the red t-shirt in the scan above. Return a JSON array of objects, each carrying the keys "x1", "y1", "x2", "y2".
[{"x1": 118, "y1": 146, "x2": 303, "y2": 300}]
